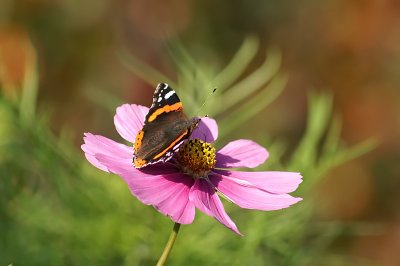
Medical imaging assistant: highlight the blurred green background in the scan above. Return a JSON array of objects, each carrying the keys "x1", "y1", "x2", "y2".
[{"x1": 1, "y1": 0, "x2": 399, "y2": 265}]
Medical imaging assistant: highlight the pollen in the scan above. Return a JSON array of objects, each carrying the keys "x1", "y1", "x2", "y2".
[{"x1": 177, "y1": 139, "x2": 216, "y2": 179}]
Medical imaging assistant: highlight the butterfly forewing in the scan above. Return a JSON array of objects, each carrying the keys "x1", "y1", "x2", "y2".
[{"x1": 145, "y1": 83, "x2": 182, "y2": 123}]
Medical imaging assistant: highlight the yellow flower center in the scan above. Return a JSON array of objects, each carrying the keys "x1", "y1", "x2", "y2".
[{"x1": 176, "y1": 139, "x2": 216, "y2": 179}]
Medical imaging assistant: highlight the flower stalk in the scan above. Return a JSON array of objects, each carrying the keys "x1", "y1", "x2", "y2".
[{"x1": 156, "y1": 223, "x2": 181, "y2": 266}]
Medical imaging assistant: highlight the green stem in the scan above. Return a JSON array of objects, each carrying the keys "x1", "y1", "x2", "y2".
[{"x1": 156, "y1": 223, "x2": 181, "y2": 266}]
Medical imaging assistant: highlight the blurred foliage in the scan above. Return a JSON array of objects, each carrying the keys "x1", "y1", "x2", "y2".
[
  {"x1": 118, "y1": 37, "x2": 285, "y2": 140},
  {"x1": 0, "y1": 37, "x2": 376, "y2": 266}
]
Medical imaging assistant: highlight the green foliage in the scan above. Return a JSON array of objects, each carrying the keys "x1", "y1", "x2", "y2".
[
  {"x1": 0, "y1": 38, "x2": 375, "y2": 265},
  {"x1": 118, "y1": 37, "x2": 285, "y2": 141}
]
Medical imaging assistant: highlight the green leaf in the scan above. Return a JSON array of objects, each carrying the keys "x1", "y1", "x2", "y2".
[
  {"x1": 213, "y1": 36, "x2": 260, "y2": 90},
  {"x1": 212, "y1": 48, "x2": 281, "y2": 115},
  {"x1": 116, "y1": 48, "x2": 176, "y2": 88},
  {"x1": 219, "y1": 73, "x2": 287, "y2": 139}
]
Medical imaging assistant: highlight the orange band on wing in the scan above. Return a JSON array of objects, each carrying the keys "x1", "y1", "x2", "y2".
[
  {"x1": 153, "y1": 129, "x2": 188, "y2": 160},
  {"x1": 148, "y1": 102, "x2": 183, "y2": 122},
  {"x1": 134, "y1": 130, "x2": 144, "y2": 153}
]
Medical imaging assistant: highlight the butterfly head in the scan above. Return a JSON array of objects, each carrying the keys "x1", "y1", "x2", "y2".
[{"x1": 188, "y1": 116, "x2": 201, "y2": 134}]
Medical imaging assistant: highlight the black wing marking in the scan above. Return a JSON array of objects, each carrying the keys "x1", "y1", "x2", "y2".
[
  {"x1": 149, "y1": 83, "x2": 180, "y2": 108},
  {"x1": 145, "y1": 83, "x2": 182, "y2": 124}
]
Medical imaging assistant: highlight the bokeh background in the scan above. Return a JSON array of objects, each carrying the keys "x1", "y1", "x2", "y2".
[{"x1": 1, "y1": 0, "x2": 399, "y2": 265}]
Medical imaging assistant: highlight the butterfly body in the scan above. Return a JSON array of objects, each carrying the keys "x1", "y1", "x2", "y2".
[{"x1": 133, "y1": 83, "x2": 200, "y2": 168}]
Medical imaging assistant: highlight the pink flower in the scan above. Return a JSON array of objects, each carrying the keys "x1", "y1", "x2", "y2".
[{"x1": 82, "y1": 104, "x2": 302, "y2": 235}]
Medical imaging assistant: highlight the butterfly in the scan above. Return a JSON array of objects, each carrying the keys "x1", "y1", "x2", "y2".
[{"x1": 133, "y1": 83, "x2": 200, "y2": 168}]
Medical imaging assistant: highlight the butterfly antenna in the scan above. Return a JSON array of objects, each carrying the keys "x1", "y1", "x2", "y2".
[{"x1": 195, "y1": 88, "x2": 217, "y2": 117}]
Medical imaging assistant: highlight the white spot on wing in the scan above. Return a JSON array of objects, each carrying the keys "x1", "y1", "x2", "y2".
[
  {"x1": 173, "y1": 140, "x2": 184, "y2": 151},
  {"x1": 164, "y1": 90, "x2": 175, "y2": 99}
]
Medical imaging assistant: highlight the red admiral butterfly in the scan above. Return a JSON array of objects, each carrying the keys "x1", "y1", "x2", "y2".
[{"x1": 133, "y1": 83, "x2": 200, "y2": 168}]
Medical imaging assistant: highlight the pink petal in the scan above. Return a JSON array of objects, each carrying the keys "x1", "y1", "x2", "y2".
[
  {"x1": 214, "y1": 170, "x2": 303, "y2": 194},
  {"x1": 95, "y1": 154, "x2": 195, "y2": 224},
  {"x1": 81, "y1": 133, "x2": 133, "y2": 172},
  {"x1": 211, "y1": 171, "x2": 302, "y2": 211},
  {"x1": 114, "y1": 104, "x2": 149, "y2": 143},
  {"x1": 216, "y1": 139, "x2": 269, "y2": 168},
  {"x1": 131, "y1": 173, "x2": 195, "y2": 224},
  {"x1": 190, "y1": 117, "x2": 218, "y2": 143},
  {"x1": 189, "y1": 179, "x2": 242, "y2": 235}
]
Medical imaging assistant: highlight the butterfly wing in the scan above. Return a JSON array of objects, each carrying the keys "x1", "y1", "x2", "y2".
[
  {"x1": 145, "y1": 83, "x2": 182, "y2": 124},
  {"x1": 133, "y1": 83, "x2": 199, "y2": 168}
]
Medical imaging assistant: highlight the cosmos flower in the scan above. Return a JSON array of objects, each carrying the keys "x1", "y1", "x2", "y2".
[{"x1": 82, "y1": 104, "x2": 302, "y2": 235}]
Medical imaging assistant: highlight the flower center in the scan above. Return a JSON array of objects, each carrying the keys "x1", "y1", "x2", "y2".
[{"x1": 176, "y1": 139, "x2": 216, "y2": 179}]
